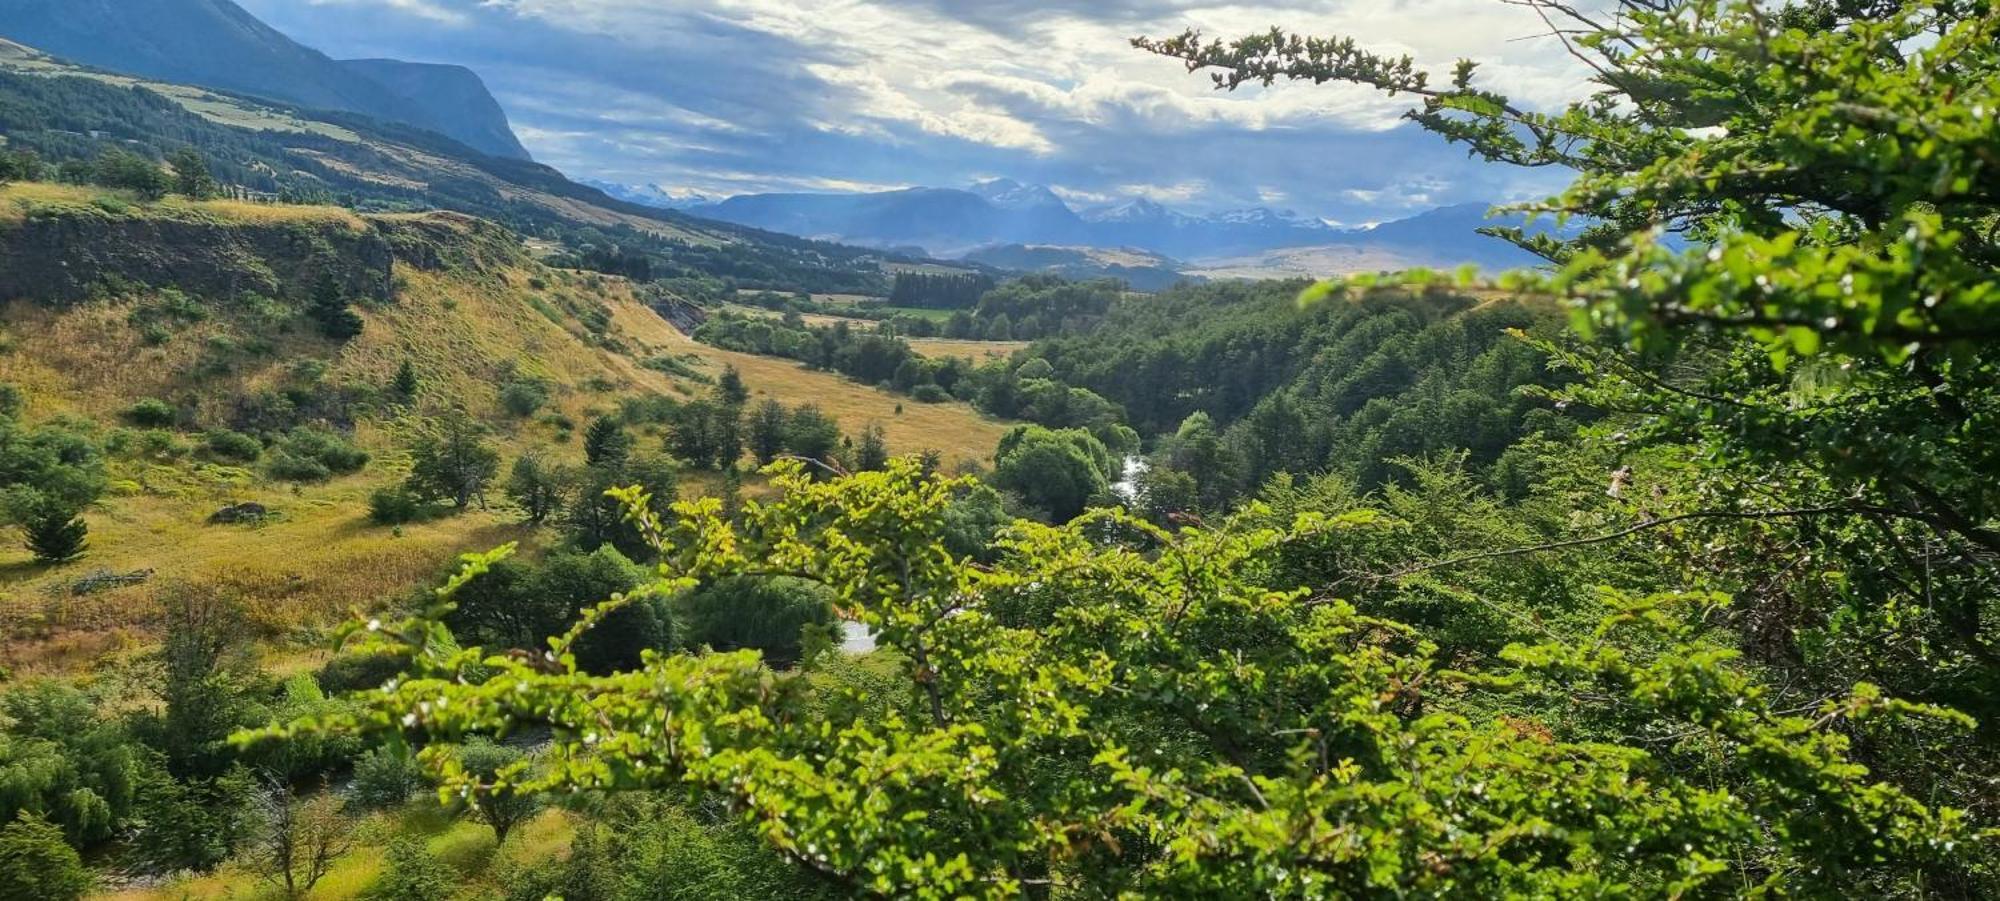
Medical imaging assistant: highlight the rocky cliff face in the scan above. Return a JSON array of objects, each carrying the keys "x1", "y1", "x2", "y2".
[
  {"x1": 0, "y1": 205, "x2": 529, "y2": 308},
  {"x1": 0, "y1": 212, "x2": 394, "y2": 307}
]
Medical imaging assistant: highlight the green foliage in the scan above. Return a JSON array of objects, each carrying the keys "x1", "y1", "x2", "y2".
[
  {"x1": 499, "y1": 378, "x2": 550, "y2": 418},
  {"x1": 0, "y1": 681, "x2": 137, "y2": 843},
  {"x1": 348, "y1": 746, "x2": 428, "y2": 811},
  {"x1": 257, "y1": 462, "x2": 1984, "y2": 896},
  {"x1": 716, "y1": 364, "x2": 750, "y2": 406},
  {"x1": 888, "y1": 271, "x2": 993, "y2": 309},
  {"x1": 582, "y1": 415, "x2": 633, "y2": 469},
  {"x1": 166, "y1": 147, "x2": 217, "y2": 200},
  {"x1": 21, "y1": 501, "x2": 88, "y2": 564},
  {"x1": 566, "y1": 456, "x2": 679, "y2": 560},
  {"x1": 391, "y1": 360, "x2": 420, "y2": 401},
  {"x1": 506, "y1": 454, "x2": 573, "y2": 525},
  {"x1": 447, "y1": 547, "x2": 670, "y2": 674},
  {"x1": 266, "y1": 427, "x2": 369, "y2": 482},
  {"x1": 854, "y1": 423, "x2": 889, "y2": 472},
  {"x1": 667, "y1": 399, "x2": 743, "y2": 470},
  {"x1": 307, "y1": 275, "x2": 364, "y2": 341},
  {"x1": 451, "y1": 738, "x2": 539, "y2": 844},
  {"x1": 368, "y1": 488, "x2": 422, "y2": 526},
  {"x1": 202, "y1": 429, "x2": 262, "y2": 463},
  {"x1": 125, "y1": 761, "x2": 256, "y2": 874},
  {"x1": 782, "y1": 404, "x2": 841, "y2": 470},
  {"x1": 366, "y1": 836, "x2": 457, "y2": 901},
  {"x1": 87, "y1": 149, "x2": 169, "y2": 200},
  {"x1": 0, "y1": 149, "x2": 44, "y2": 183},
  {"x1": 990, "y1": 424, "x2": 1112, "y2": 522},
  {"x1": 746, "y1": 398, "x2": 789, "y2": 466},
  {"x1": 674, "y1": 576, "x2": 836, "y2": 667},
  {"x1": 0, "y1": 412, "x2": 105, "y2": 564},
  {"x1": 124, "y1": 397, "x2": 178, "y2": 428},
  {"x1": 0, "y1": 812, "x2": 90, "y2": 901},
  {"x1": 403, "y1": 414, "x2": 500, "y2": 510}
]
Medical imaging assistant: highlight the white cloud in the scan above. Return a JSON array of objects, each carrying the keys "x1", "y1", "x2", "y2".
[
  {"x1": 306, "y1": 0, "x2": 470, "y2": 25},
  {"x1": 243, "y1": 0, "x2": 1602, "y2": 220}
]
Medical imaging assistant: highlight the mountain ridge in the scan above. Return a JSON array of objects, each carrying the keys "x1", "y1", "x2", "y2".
[
  {"x1": 0, "y1": 0, "x2": 532, "y2": 160},
  {"x1": 659, "y1": 182, "x2": 1545, "y2": 273}
]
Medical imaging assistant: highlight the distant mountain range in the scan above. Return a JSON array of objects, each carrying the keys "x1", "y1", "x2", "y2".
[
  {"x1": 624, "y1": 178, "x2": 1548, "y2": 274},
  {"x1": 582, "y1": 180, "x2": 719, "y2": 210},
  {"x1": 0, "y1": 0, "x2": 531, "y2": 160}
]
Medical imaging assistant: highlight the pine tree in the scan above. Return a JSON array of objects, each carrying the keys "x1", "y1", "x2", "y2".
[
  {"x1": 23, "y1": 503, "x2": 87, "y2": 564},
  {"x1": 716, "y1": 365, "x2": 750, "y2": 407},
  {"x1": 719, "y1": 465, "x2": 744, "y2": 522},
  {"x1": 856, "y1": 423, "x2": 890, "y2": 472},
  {"x1": 0, "y1": 812, "x2": 91, "y2": 901},
  {"x1": 582, "y1": 416, "x2": 632, "y2": 469},
  {"x1": 391, "y1": 361, "x2": 419, "y2": 401},
  {"x1": 748, "y1": 399, "x2": 789, "y2": 466},
  {"x1": 308, "y1": 276, "x2": 363, "y2": 342},
  {"x1": 167, "y1": 147, "x2": 218, "y2": 200}
]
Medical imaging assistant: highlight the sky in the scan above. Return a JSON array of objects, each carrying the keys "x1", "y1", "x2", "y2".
[{"x1": 235, "y1": 0, "x2": 1593, "y2": 223}]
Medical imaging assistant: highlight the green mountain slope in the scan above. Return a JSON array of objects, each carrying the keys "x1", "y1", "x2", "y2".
[
  {"x1": 0, "y1": 0, "x2": 532, "y2": 160},
  {"x1": 0, "y1": 37, "x2": 904, "y2": 294}
]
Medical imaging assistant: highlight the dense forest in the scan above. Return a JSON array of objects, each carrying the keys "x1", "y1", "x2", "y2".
[
  {"x1": 300, "y1": 3, "x2": 2000, "y2": 896},
  {"x1": 3, "y1": 0, "x2": 1999, "y2": 898}
]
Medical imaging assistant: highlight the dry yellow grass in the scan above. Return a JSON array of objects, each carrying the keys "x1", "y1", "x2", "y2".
[
  {"x1": 92, "y1": 806, "x2": 580, "y2": 901},
  {"x1": 642, "y1": 314, "x2": 1010, "y2": 464},
  {"x1": 906, "y1": 337, "x2": 1030, "y2": 363},
  {"x1": 0, "y1": 233, "x2": 1009, "y2": 674},
  {"x1": 0, "y1": 182, "x2": 367, "y2": 228}
]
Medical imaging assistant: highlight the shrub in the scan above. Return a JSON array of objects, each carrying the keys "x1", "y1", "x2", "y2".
[
  {"x1": 90, "y1": 150, "x2": 168, "y2": 200},
  {"x1": 349, "y1": 747, "x2": 427, "y2": 810},
  {"x1": 125, "y1": 398, "x2": 177, "y2": 428},
  {"x1": 365, "y1": 836, "x2": 455, "y2": 901},
  {"x1": 910, "y1": 384, "x2": 950, "y2": 404},
  {"x1": 22, "y1": 501, "x2": 88, "y2": 565},
  {"x1": 402, "y1": 416, "x2": 498, "y2": 510},
  {"x1": 499, "y1": 380, "x2": 550, "y2": 417},
  {"x1": 0, "y1": 812, "x2": 90, "y2": 901},
  {"x1": 202, "y1": 430, "x2": 262, "y2": 463},
  {"x1": 316, "y1": 653, "x2": 406, "y2": 694},
  {"x1": 505, "y1": 455, "x2": 572, "y2": 525},
  {"x1": 368, "y1": 488, "x2": 422, "y2": 526},
  {"x1": 135, "y1": 429, "x2": 191, "y2": 461},
  {"x1": 268, "y1": 428, "x2": 368, "y2": 482},
  {"x1": 675, "y1": 576, "x2": 836, "y2": 667}
]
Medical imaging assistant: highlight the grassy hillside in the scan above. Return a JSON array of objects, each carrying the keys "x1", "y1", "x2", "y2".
[
  {"x1": 0, "y1": 37, "x2": 915, "y2": 294},
  {"x1": 0, "y1": 183, "x2": 1006, "y2": 678}
]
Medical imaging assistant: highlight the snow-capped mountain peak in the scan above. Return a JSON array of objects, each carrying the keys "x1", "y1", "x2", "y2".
[
  {"x1": 581, "y1": 180, "x2": 716, "y2": 210},
  {"x1": 970, "y1": 178, "x2": 1067, "y2": 210}
]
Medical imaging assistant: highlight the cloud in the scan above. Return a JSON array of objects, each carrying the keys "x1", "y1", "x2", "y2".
[{"x1": 236, "y1": 0, "x2": 1594, "y2": 221}]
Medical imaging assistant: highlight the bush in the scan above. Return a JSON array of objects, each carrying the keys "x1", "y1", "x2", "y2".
[
  {"x1": 675, "y1": 576, "x2": 836, "y2": 666},
  {"x1": 0, "y1": 812, "x2": 91, "y2": 901},
  {"x1": 268, "y1": 428, "x2": 369, "y2": 482},
  {"x1": 202, "y1": 430, "x2": 262, "y2": 463},
  {"x1": 368, "y1": 488, "x2": 422, "y2": 526},
  {"x1": 22, "y1": 501, "x2": 88, "y2": 565},
  {"x1": 316, "y1": 653, "x2": 407, "y2": 694},
  {"x1": 125, "y1": 398, "x2": 177, "y2": 428},
  {"x1": 499, "y1": 380, "x2": 550, "y2": 418},
  {"x1": 910, "y1": 384, "x2": 950, "y2": 404},
  {"x1": 349, "y1": 747, "x2": 428, "y2": 811},
  {"x1": 365, "y1": 836, "x2": 456, "y2": 901},
  {"x1": 90, "y1": 150, "x2": 168, "y2": 200}
]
